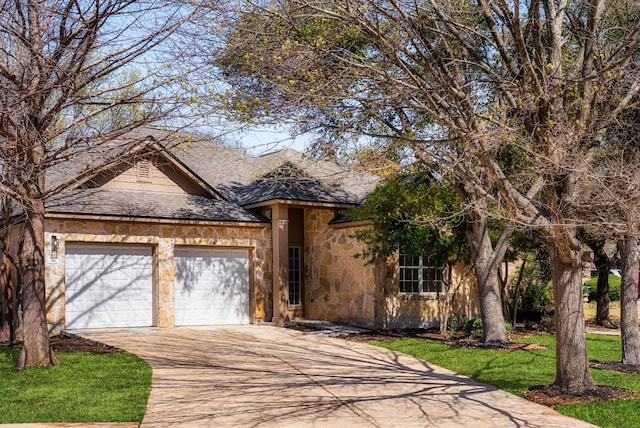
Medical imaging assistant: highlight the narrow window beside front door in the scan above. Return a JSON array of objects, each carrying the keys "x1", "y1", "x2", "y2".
[{"x1": 289, "y1": 246, "x2": 301, "y2": 306}]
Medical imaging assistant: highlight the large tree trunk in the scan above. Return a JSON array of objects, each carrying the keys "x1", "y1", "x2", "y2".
[
  {"x1": 474, "y1": 258, "x2": 508, "y2": 344},
  {"x1": 548, "y1": 245, "x2": 595, "y2": 393},
  {"x1": 15, "y1": 202, "x2": 58, "y2": 369},
  {"x1": 619, "y1": 235, "x2": 640, "y2": 366},
  {"x1": 466, "y1": 205, "x2": 510, "y2": 345}
]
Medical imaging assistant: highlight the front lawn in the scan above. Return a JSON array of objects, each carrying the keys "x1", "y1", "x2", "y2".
[
  {"x1": 0, "y1": 346, "x2": 151, "y2": 423},
  {"x1": 375, "y1": 334, "x2": 640, "y2": 428}
]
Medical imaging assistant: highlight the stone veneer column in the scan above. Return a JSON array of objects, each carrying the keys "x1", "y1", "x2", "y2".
[
  {"x1": 271, "y1": 204, "x2": 289, "y2": 325},
  {"x1": 44, "y1": 231, "x2": 65, "y2": 334},
  {"x1": 156, "y1": 238, "x2": 175, "y2": 327}
]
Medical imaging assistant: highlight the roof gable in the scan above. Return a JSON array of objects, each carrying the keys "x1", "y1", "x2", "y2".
[
  {"x1": 89, "y1": 155, "x2": 213, "y2": 198},
  {"x1": 239, "y1": 161, "x2": 350, "y2": 205}
]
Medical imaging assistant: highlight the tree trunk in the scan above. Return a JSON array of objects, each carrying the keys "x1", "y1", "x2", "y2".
[
  {"x1": 511, "y1": 259, "x2": 527, "y2": 327},
  {"x1": 15, "y1": 202, "x2": 58, "y2": 369},
  {"x1": 0, "y1": 260, "x2": 15, "y2": 342},
  {"x1": 548, "y1": 245, "x2": 595, "y2": 393},
  {"x1": 466, "y1": 210, "x2": 509, "y2": 345},
  {"x1": 595, "y1": 272, "x2": 611, "y2": 325},
  {"x1": 619, "y1": 235, "x2": 640, "y2": 366},
  {"x1": 475, "y1": 259, "x2": 508, "y2": 344},
  {"x1": 591, "y1": 241, "x2": 612, "y2": 326}
]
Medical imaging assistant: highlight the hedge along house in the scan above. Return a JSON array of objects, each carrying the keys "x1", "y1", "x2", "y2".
[{"x1": 35, "y1": 130, "x2": 479, "y2": 333}]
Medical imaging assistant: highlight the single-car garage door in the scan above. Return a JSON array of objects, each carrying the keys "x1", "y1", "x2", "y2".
[
  {"x1": 174, "y1": 248, "x2": 249, "y2": 326},
  {"x1": 65, "y1": 245, "x2": 153, "y2": 329}
]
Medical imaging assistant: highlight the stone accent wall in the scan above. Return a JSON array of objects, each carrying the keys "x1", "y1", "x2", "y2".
[
  {"x1": 304, "y1": 209, "x2": 385, "y2": 329},
  {"x1": 44, "y1": 218, "x2": 271, "y2": 333},
  {"x1": 303, "y1": 209, "x2": 479, "y2": 329}
]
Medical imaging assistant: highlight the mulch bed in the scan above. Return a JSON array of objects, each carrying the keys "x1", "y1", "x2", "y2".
[
  {"x1": 590, "y1": 360, "x2": 640, "y2": 374},
  {"x1": 341, "y1": 328, "x2": 446, "y2": 343},
  {"x1": 339, "y1": 327, "x2": 548, "y2": 351},
  {"x1": 525, "y1": 385, "x2": 640, "y2": 406},
  {"x1": 2, "y1": 332, "x2": 122, "y2": 354}
]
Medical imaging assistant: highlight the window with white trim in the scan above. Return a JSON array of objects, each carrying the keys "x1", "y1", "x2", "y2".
[{"x1": 399, "y1": 254, "x2": 444, "y2": 294}]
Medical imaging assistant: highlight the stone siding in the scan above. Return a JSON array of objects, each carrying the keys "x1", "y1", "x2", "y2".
[
  {"x1": 45, "y1": 218, "x2": 271, "y2": 333},
  {"x1": 304, "y1": 209, "x2": 384, "y2": 329},
  {"x1": 304, "y1": 209, "x2": 479, "y2": 329}
]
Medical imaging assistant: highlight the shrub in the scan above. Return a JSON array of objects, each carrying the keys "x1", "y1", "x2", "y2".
[
  {"x1": 584, "y1": 274, "x2": 621, "y2": 301},
  {"x1": 464, "y1": 318, "x2": 483, "y2": 337},
  {"x1": 521, "y1": 281, "x2": 554, "y2": 313},
  {"x1": 464, "y1": 318, "x2": 513, "y2": 338}
]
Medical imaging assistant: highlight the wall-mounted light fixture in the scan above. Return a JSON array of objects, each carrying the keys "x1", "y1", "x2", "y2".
[{"x1": 51, "y1": 235, "x2": 59, "y2": 254}]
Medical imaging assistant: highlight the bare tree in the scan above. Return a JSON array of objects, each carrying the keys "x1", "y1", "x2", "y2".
[
  {"x1": 575, "y1": 113, "x2": 640, "y2": 366},
  {"x1": 201, "y1": 0, "x2": 640, "y2": 392},
  {"x1": 0, "y1": 0, "x2": 197, "y2": 369}
]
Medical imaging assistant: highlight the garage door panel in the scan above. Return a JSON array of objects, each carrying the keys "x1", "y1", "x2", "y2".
[
  {"x1": 65, "y1": 245, "x2": 153, "y2": 329},
  {"x1": 175, "y1": 248, "x2": 249, "y2": 326}
]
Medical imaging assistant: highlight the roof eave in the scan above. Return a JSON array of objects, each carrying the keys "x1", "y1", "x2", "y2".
[
  {"x1": 242, "y1": 199, "x2": 357, "y2": 210},
  {"x1": 45, "y1": 212, "x2": 270, "y2": 226}
]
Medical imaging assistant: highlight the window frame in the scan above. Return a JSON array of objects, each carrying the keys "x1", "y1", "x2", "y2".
[
  {"x1": 288, "y1": 246, "x2": 302, "y2": 306},
  {"x1": 398, "y1": 254, "x2": 445, "y2": 295}
]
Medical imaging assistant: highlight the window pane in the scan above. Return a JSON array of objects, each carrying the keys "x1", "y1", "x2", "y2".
[
  {"x1": 400, "y1": 253, "x2": 444, "y2": 294},
  {"x1": 288, "y1": 247, "x2": 301, "y2": 305},
  {"x1": 399, "y1": 254, "x2": 420, "y2": 293}
]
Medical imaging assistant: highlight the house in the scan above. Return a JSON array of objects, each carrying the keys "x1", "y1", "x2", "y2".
[{"x1": 39, "y1": 130, "x2": 479, "y2": 333}]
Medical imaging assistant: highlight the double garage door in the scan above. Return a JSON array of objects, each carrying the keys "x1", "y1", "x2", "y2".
[{"x1": 65, "y1": 245, "x2": 249, "y2": 329}]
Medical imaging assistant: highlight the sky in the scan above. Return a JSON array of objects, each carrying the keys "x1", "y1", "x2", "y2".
[{"x1": 221, "y1": 125, "x2": 312, "y2": 156}]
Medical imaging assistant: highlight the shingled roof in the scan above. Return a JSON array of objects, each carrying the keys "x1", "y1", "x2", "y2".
[
  {"x1": 45, "y1": 130, "x2": 380, "y2": 222},
  {"x1": 46, "y1": 188, "x2": 266, "y2": 223},
  {"x1": 167, "y1": 141, "x2": 379, "y2": 206}
]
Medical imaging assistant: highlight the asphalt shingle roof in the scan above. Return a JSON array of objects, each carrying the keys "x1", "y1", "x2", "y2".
[
  {"x1": 46, "y1": 188, "x2": 267, "y2": 223},
  {"x1": 168, "y1": 142, "x2": 379, "y2": 206},
  {"x1": 45, "y1": 129, "x2": 380, "y2": 222}
]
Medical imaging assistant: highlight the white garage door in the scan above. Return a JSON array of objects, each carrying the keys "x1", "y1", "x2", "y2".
[
  {"x1": 65, "y1": 245, "x2": 153, "y2": 329},
  {"x1": 174, "y1": 248, "x2": 249, "y2": 326}
]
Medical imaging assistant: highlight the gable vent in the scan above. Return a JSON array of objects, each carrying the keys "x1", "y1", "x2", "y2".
[{"x1": 136, "y1": 160, "x2": 151, "y2": 182}]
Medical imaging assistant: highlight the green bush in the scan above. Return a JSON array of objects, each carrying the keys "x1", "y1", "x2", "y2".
[
  {"x1": 521, "y1": 281, "x2": 554, "y2": 313},
  {"x1": 464, "y1": 318, "x2": 513, "y2": 338},
  {"x1": 584, "y1": 275, "x2": 621, "y2": 301},
  {"x1": 464, "y1": 318, "x2": 483, "y2": 337}
]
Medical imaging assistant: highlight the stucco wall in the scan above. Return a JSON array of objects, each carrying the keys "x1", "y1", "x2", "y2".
[
  {"x1": 383, "y1": 257, "x2": 479, "y2": 329},
  {"x1": 44, "y1": 218, "x2": 271, "y2": 333}
]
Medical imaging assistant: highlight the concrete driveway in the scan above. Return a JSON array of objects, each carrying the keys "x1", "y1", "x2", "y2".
[{"x1": 79, "y1": 325, "x2": 595, "y2": 428}]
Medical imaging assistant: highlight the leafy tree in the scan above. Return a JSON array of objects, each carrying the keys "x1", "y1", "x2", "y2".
[
  {"x1": 350, "y1": 168, "x2": 465, "y2": 263},
  {"x1": 349, "y1": 166, "x2": 470, "y2": 333},
  {"x1": 0, "y1": 0, "x2": 196, "y2": 369}
]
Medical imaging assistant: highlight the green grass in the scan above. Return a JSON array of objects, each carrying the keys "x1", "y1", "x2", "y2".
[
  {"x1": 375, "y1": 334, "x2": 640, "y2": 428},
  {"x1": 0, "y1": 346, "x2": 151, "y2": 423}
]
